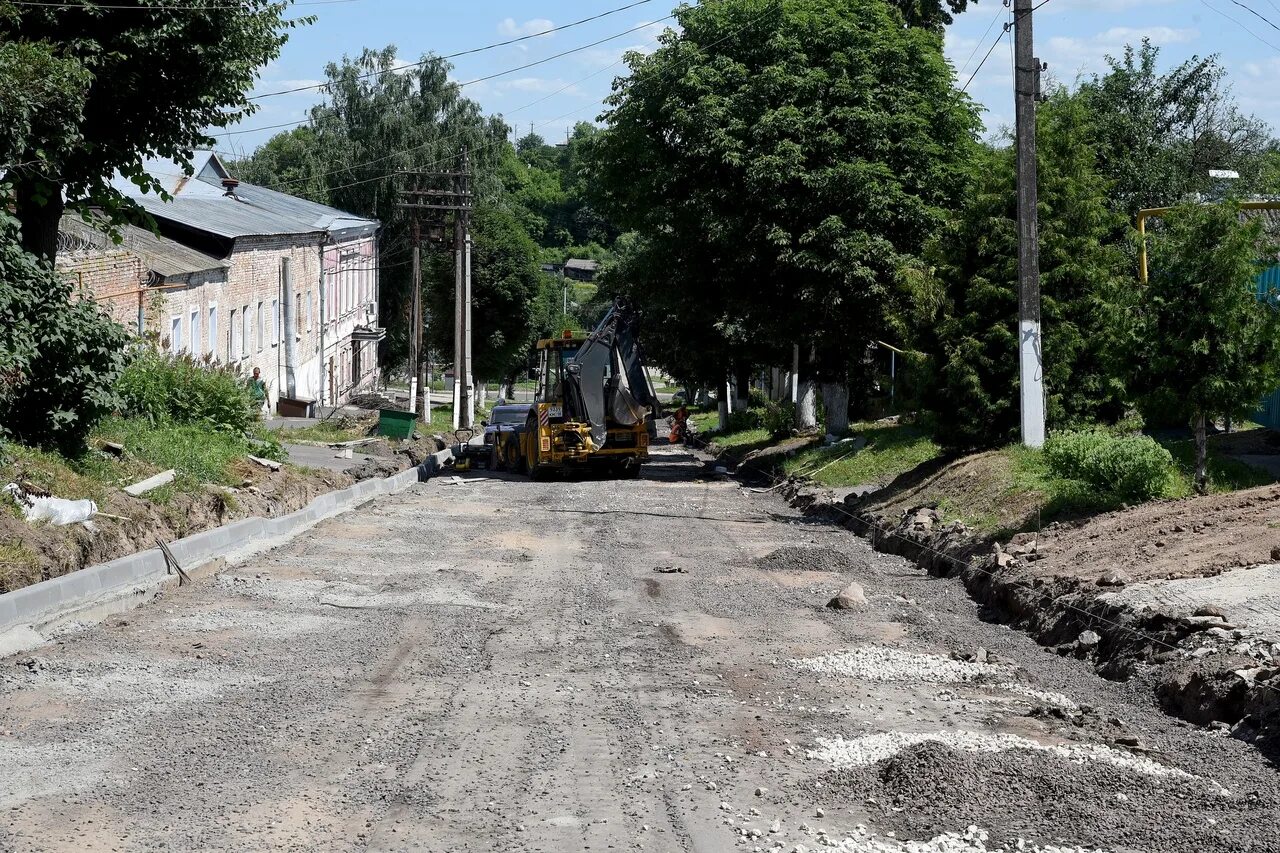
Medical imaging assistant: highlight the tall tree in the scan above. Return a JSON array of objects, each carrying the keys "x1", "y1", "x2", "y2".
[
  {"x1": 588, "y1": 0, "x2": 979, "y2": 419},
  {"x1": 238, "y1": 47, "x2": 509, "y2": 368},
  {"x1": 1077, "y1": 40, "x2": 1272, "y2": 218},
  {"x1": 921, "y1": 90, "x2": 1127, "y2": 449},
  {"x1": 1118, "y1": 201, "x2": 1280, "y2": 493},
  {"x1": 0, "y1": 0, "x2": 301, "y2": 258}
]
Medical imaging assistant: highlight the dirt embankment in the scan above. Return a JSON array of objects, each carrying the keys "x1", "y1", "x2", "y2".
[
  {"x1": 781, "y1": 475, "x2": 1280, "y2": 762},
  {"x1": 0, "y1": 462, "x2": 351, "y2": 595}
]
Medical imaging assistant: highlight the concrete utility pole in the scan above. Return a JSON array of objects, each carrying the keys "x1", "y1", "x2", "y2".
[
  {"x1": 1014, "y1": 0, "x2": 1046, "y2": 448},
  {"x1": 409, "y1": 218, "x2": 422, "y2": 416},
  {"x1": 397, "y1": 154, "x2": 473, "y2": 428}
]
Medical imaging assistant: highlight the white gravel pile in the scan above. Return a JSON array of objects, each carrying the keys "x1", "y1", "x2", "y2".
[
  {"x1": 809, "y1": 730, "x2": 1195, "y2": 781},
  {"x1": 791, "y1": 647, "x2": 1012, "y2": 684},
  {"x1": 796, "y1": 824, "x2": 1105, "y2": 852},
  {"x1": 994, "y1": 683, "x2": 1080, "y2": 712}
]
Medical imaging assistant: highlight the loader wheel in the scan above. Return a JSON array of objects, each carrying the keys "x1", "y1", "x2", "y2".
[
  {"x1": 507, "y1": 436, "x2": 526, "y2": 474},
  {"x1": 525, "y1": 415, "x2": 546, "y2": 479}
]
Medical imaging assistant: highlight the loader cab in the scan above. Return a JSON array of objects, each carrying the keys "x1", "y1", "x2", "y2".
[{"x1": 535, "y1": 333, "x2": 585, "y2": 409}]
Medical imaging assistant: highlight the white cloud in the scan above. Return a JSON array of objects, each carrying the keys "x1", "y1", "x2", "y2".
[
  {"x1": 499, "y1": 17, "x2": 555, "y2": 39},
  {"x1": 1045, "y1": 26, "x2": 1199, "y2": 80},
  {"x1": 497, "y1": 77, "x2": 587, "y2": 97}
]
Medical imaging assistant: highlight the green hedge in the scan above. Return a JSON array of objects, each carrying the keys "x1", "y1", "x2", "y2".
[{"x1": 1044, "y1": 430, "x2": 1174, "y2": 503}]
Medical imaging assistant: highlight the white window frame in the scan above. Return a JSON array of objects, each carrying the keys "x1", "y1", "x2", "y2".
[
  {"x1": 256, "y1": 301, "x2": 264, "y2": 352},
  {"x1": 190, "y1": 307, "x2": 201, "y2": 358},
  {"x1": 170, "y1": 315, "x2": 182, "y2": 355},
  {"x1": 207, "y1": 304, "x2": 218, "y2": 359},
  {"x1": 229, "y1": 307, "x2": 239, "y2": 361},
  {"x1": 241, "y1": 304, "x2": 250, "y2": 360},
  {"x1": 271, "y1": 299, "x2": 279, "y2": 347}
]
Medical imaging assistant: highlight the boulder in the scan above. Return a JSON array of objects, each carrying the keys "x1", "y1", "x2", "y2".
[
  {"x1": 1097, "y1": 570, "x2": 1130, "y2": 587},
  {"x1": 1077, "y1": 630, "x2": 1102, "y2": 649},
  {"x1": 827, "y1": 582, "x2": 868, "y2": 610}
]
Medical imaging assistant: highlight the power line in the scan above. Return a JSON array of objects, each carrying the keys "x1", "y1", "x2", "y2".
[
  {"x1": 962, "y1": 21, "x2": 1010, "y2": 93},
  {"x1": 224, "y1": 13, "x2": 674, "y2": 136},
  {"x1": 1224, "y1": 0, "x2": 1280, "y2": 35},
  {"x1": 249, "y1": 0, "x2": 658, "y2": 100},
  {"x1": 956, "y1": 3, "x2": 1006, "y2": 81},
  {"x1": 9, "y1": 0, "x2": 359, "y2": 8},
  {"x1": 258, "y1": 2, "x2": 776, "y2": 198},
  {"x1": 1197, "y1": 0, "x2": 1280, "y2": 52}
]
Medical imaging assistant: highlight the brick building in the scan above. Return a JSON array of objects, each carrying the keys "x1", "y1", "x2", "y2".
[{"x1": 57, "y1": 151, "x2": 383, "y2": 411}]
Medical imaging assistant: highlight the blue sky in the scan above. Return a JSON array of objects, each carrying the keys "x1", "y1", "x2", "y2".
[{"x1": 218, "y1": 0, "x2": 1280, "y2": 158}]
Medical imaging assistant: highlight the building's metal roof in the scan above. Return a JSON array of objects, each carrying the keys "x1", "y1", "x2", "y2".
[
  {"x1": 110, "y1": 151, "x2": 378, "y2": 241},
  {"x1": 564, "y1": 258, "x2": 600, "y2": 272},
  {"x1": 57, "y1": 214, "x2": 229, "y2": 278}
]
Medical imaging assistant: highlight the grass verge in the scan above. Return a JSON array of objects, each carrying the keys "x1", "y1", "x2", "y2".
[{"x1": 781, "y1": 422, "x2": 941, "y2": 487}]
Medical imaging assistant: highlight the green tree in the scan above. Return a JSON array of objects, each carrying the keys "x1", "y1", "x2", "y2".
[
  {"x1": 1119, "y1": 201, "x2": 1280, "y2": 493},
  {"x1": 889, "y1": 0, "x2": 973, "y2": 30},
  {"x1": 0, "y1": 213, "x2": 128, "y2": 451},
  {"x1": 921, "y1": 90, "x2": 1127, "y2": 449},
  {"x1": 1077, "y1": 40, "x2": 1272, "y2": 219},
  {"x1": 238, "y1": 46, "x2": 509, "y2": 368},
  {"x1": 0, "y1": 0, "x2": 302, "y2": 258},
  {"x1": 424, "y1": 206, "x2": 541, "y2": 384},
  {"x1": 588, "y1": 0, "x2": 979, "y2": 421}
]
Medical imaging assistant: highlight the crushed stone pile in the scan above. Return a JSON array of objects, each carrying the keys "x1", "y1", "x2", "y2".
[
  {"x1": 818, "y1": 741, "x2": 1244, "y2": 853},
  {"x1": 794, "y1": 824, "x2": 1104, "y2": 853},
  {"x1": 792, "y1": 647, "x2": 1013, "y2": 684},
  {"x1": 755, "y1": 545, "x2": 861, "y2": 573},
  {"x1": 810, "y1": 730, "x2": 1197, "y2": 781}
]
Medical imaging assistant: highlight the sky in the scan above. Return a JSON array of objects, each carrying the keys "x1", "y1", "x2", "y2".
[{"x1": 217, "y1": 0, "x2": 1280, "y2": 159}]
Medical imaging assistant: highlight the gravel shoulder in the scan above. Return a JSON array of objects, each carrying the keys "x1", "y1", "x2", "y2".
[{"x1": 1, "y1": 445, "x2": 1277, "y2": 852}]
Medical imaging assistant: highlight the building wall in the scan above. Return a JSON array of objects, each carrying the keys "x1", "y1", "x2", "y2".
[
  {"x1": 58, "y1": 232, "x2": 381, "y2": 412},
  {"x1": 55, "y1": 249, "x2": 148, "y2": 329}
]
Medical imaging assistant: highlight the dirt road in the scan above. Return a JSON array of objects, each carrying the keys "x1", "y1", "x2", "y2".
[{"x1": 2, "y1": 445, "x2": 1278, "y2": 852}]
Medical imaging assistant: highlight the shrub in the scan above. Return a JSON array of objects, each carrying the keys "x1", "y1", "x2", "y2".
[
  {"x1": 1044, "y1": 429, "x2": 1174, "y2": 503},
  {"x1": 118, "y1": 347, "x2": 255, "y2": 433},
  {"x1": 723, "y1": 408, "x2": 760, "y2": 433},
  {"x1": 748, "y1": 387, "x2": 770, "y2": 409},
  {"x1": 762, "y1": 401, "x2": 795, "y2": 438},
  {"x1": 0, "y1": 213, "x2": 129, "y2": 452}
]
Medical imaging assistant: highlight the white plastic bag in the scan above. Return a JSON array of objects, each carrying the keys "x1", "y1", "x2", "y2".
[{"x1": 3, "y1": 483, "x2": 97, "y2": 525}]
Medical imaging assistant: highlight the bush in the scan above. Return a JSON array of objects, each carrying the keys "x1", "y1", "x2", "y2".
[
  {"x1": 762, "y1": 401, "x2": 795, "y2": 438},
  {"x1": 723, "y1": 408, "x2": 760, "y2": 433},
  {"x1": 1044, "y1": 429, "x2": 1174, "y2": 503},
  {"x1": 0, "y1": 214, "x2": 129, "y2": 452},
  {"x1": 118, "y1": 348, "x2": 255, "y2": 433}
]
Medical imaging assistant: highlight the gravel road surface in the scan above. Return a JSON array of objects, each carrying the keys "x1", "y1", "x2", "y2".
[{"x1": 1, "y1": 445, "x2": 1278, "y2": 852}]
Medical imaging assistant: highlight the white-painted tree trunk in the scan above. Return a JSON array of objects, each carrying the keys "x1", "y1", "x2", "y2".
[
  {"x1": 718, "y1": 391, "x2": 730, "y2": 431},
  {"x1": 822, "y1": 382, "x2": 850, "y2": 435},
  {"x1": 477, "y1": 382, "x2": 488, "y2": 407},
  {"x1": 796, "y1": 380, "x2": 817, "y2": 432}
]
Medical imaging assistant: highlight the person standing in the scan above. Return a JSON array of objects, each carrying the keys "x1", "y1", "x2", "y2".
[{"x1": 248, "y1": 367, "x2": 268, "y2": 416}]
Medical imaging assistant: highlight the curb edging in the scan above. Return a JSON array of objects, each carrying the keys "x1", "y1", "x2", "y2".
[{"x1": 0, "y1": 447, "x2": 453, "y2": 657}]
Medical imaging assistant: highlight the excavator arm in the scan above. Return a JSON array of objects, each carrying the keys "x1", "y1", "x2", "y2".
[{"x1": 565, "y1": 301, "x2": 654, "y2": 448}]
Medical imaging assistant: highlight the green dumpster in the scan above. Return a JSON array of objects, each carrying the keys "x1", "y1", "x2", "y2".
[{"x1": 378, "y1": 408, "x2": 417, "y2": 439}]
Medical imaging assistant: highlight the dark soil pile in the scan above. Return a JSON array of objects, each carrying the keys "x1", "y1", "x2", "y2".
[{"x1": 754, "y1": 545, "x2": 860, "y2": 573}]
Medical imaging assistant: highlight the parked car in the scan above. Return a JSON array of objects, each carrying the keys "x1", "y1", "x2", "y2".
[{"x1": 482, "y1": 403, "x2": 534, "y2": 470}]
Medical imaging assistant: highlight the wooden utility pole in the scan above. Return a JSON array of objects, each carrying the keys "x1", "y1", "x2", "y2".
[
  {"x1": 1014, "y1": 0, "x2": 1045, "y2": 448},
  {"x1": 410, "y1": 218, "x2": 423, "y2": 415}
]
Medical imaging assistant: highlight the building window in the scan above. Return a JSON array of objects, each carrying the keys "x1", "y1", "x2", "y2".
[
  {"x1": 208, "y1": 305, "x2": 218, "y2": 359},
  {"x1": 307, "y1": 291, "x2": 314, "y2": 331},
  {"x1": 271, "y1": 299, "x2": 279, "y2": 347},
  {"x1": 170, "y1": 316, "x2": 182, "y2": 354},
  {"x1": 229, "y1": 308, "x2": 238, "y2": 360},
  {"x1": 295, "y1": 293, "x2": 303, "y2": 338},
  {"x1": 256, "y1": 301, "x2": 264, "y2": 351},
  {"x1": 242, "y1": 304, "x2": 250, "y2": 359},
  {"x1": 352, "y1": 341, "x2": 360, "y2": 384},
  {"x1": 190, "y1": 308, "x2": 201, "y2": 358}
]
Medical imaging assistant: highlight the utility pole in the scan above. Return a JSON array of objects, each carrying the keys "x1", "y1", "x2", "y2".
[
  {"x1": 410, "y1": 218, "x2": 422, "y2": 416},
  {"x1": 399, "y1": 148, "x2": 474, "y2": 431},
  {"x1": 1014, "y1": 0, "x2": 1046, "y2": 448}
]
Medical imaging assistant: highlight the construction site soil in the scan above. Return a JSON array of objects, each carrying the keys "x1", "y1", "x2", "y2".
[{"x1": 3, "y1": 445, "x2": 1279, "y2": 851}]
